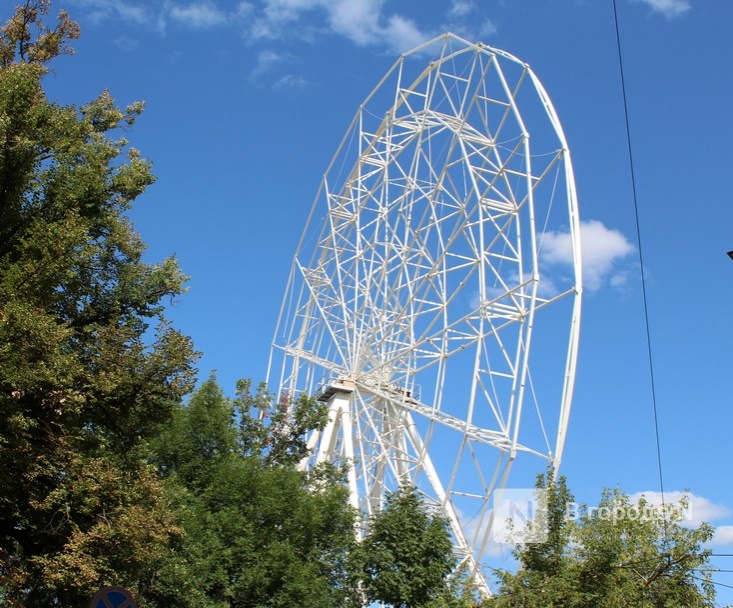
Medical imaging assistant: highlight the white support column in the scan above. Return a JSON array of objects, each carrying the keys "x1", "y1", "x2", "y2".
[{"x1": 340, "y1": 405, "x2": 360, "y2": 511}]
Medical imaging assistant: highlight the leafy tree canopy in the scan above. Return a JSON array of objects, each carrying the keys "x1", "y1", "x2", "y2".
[
  {"x1": 147, "y1": 375, "x2": 358, "y2": 608},
  {"x1": 353, "y1": 484, "x2": 457, "y2": 608},
  {"x1": 490, "y1": 472, "x2": 717, "y2": 608},
  {"x1": 0, "y1": 2, "x2": 197, "y2": 604}
]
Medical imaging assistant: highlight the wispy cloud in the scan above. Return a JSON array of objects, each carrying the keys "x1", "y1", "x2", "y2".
[
  {"x1": 73, "y1": 0, "x2": 495, "y2": 54},
  {"x1": 632, "y1": 490, "x2": 733, "y2": 547},
  {"x1": 72, "y1": 0, "x2": 497, "y2": 86},
  {"x1": 449, "y1": 0, "x2": 474, "y2": 19},
  {"x1": 382, "y1": 15, "x2": 429, "y2": 53},
  {"x1": 250, "y1": 0, "x2": 496, "y2": 51},
  {"x1": 253, "y1": 0, "x2": 432, "y2": 53},
  {"x1": 327, "y1": 0, "x2": 385, "y2": 45},
  {"x1": 542, "y1": 219, "x2": 634, "y2": 293},
  {"x1": 444, "y1": 0, "x2": 497, "y2": 41},
  {"x1": 630, "y1": 490, "x2": 729, "y2": 526},
  {"x1": 250, "y1": 50, "x2": 307, "y2": 88},
  {"x1": 251, "y1": 49, "x2": 286, "y2": 78},
  {"x1": 632, "y1": 0, "x2": 691, "y2": 18},
  {"x1": 111, "y1": 35, "x2": 139, "y2": 52},
  {"x1": 273, "y1": 73, "x2": 308, "y2": 89},
  {"x1": 72, "y1": 0, "x2": 252, "y2": 32},
  {"x1": 72, "y1": 0, "x2": 153, "y2": 26},
  {"x1": 169, "y1": 3, "x2": 228, "y2": 28},
  {"x1": 713, "y1": 525, "x2": 733, "y2": 546}
]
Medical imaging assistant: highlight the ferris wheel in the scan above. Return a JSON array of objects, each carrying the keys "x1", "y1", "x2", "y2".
[{"x1": 267, "y1": 33, "x2": 582, "y2": 590}]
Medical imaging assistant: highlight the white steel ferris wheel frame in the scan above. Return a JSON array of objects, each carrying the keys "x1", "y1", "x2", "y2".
[{"x1": 267, "y1": 33, "x2": 582, "y2": 591}]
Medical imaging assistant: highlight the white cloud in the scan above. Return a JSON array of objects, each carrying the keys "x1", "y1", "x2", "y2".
[
  {"x1": 609, "y1": 271, "x2": 631, "y2": 289},
  {"x1": 72, "y1": 0, "x2": 152, "y2": 26},
  {"x1": 252, "y1": 49, "x2": 286, "y2": 78},
  {"x1": 234, "y1": 2, "x2": 255, "y2": 19},
  {"x1": 250, "y1": 50, "x2": 307, "y2": 87},
  {"x1": 73, "y1": 0, "x2": 253, "y2": 32},
  {"x1": 450, "y1": 0, "x2": 474, "y2": 19},
  {"x1": 713, "y1": 525, "x2": 733, "y2": 547},
  {"x1": 633, "y1": 0, "x2": 691, "y2": 18},
  {"x1": 475, "y1": 18, "x2": 498, "y2": 39},
  {"x1": 633, "y1": 491, "x2": 733, "y2": 548},
  {"x1": 542, "y1": 219, "x2": 634, "y2": 293},
  {"x1": 630, "y1": 490, "x2": 729, "y2": 526},
  {"x1": 112, "y1": 36, "x2": 139, "y2": 52},
  {"x1": 75, "y1": 0, "x2": 480, "y2": 54},
  {"x1": 169, "y1": 3, "x2": 228, "y2": 28},
  {"x1": 328, "y1": 0, "x2": 383, "y2": 45},
  {"x1": 254, "y1": 0, "x2": 432, "y2": 52},
  {"x1": 260, "y1": 0, "x2": 321, "y2": 24},
  {"x1": 112, "y1": 2, "x2": 149, "y2": 23},
  {"x1": 382, "y1": 15, "x2": 431, "y2": 53},
  {"x1": 443, "y1": 0, "x2": 497, "y2": 41},
  {"x1": 274, "y1": 73, "x2": 309, "y2": 89}
]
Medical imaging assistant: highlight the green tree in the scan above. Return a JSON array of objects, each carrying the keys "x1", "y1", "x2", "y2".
[
  {"x1": 490, "y1": 473, "x2": 717, "y2": 608},
  {"x1": 232, "y1": 377, "x2": 331, "y2": 467},
  {"x1": 573, "y1": 489, "x2": 715, "y2": 608},
  {"x1": 492, "y1": 471, "x2": 582, "y2": 607},
  {"x1": 148, "y1": 375, "x2": 358, "y2": 608},
  {"x1": 354, "y1": 484, "x2": 457, "y2": 608},
  {"x1": 0, "y1": 2, "x2": 197, "y2": 604}
]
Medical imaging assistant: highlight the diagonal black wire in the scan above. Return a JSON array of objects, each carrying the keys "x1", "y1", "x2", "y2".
[
  {"x1": 690, "y1": 574, "x2": 733, "y2": 591},
  {"x1": 688, "y1": 575, "x2": 733, "y2": 608},
  {"x1": 611, "y1": 0, "x2": 668, "y2": 543}
]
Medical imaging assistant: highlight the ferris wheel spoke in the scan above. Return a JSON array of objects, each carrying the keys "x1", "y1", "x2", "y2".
[{"x1": 361, "y1": 386, "x2": 547, "y2": 457}]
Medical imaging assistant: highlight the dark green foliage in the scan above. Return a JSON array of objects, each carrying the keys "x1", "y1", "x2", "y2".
[
  {"x1": 0, "y1": 3, "x2": 197, "y2": 605},
  {"x1": 233, "y1": 378, "x2": 330, "y2": 467},
  {"x1": 354, "y1": 484, "x2": 456, "y2": 608},
  {"x1": 490, "y1": 472, "x2": 717, "y2": 608},
  {"x1": 154, "y1": 376, "x2": 238, "y2": 489},
  {"x1": 148, "y1": 375, "x2": 358, "y2": 608}
]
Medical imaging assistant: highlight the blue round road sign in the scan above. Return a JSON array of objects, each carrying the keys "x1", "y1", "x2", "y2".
[{"x1": 89, "y1": 586, "x2": 137, "y2": 608}]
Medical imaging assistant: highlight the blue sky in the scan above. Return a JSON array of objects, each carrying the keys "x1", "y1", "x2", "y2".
[{"x1": 39, "y1": 0, "x2": 733, "y2": 599}]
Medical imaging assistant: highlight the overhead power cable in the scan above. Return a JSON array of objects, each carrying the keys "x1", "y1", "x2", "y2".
[{"x1": 610, "y1": 0, "x2": 668, "y2": 541}]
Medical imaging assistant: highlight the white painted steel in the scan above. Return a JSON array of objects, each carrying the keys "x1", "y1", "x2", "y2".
[{"x1": 267, "y1": 33, "x2": 582, "y2": 592}]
